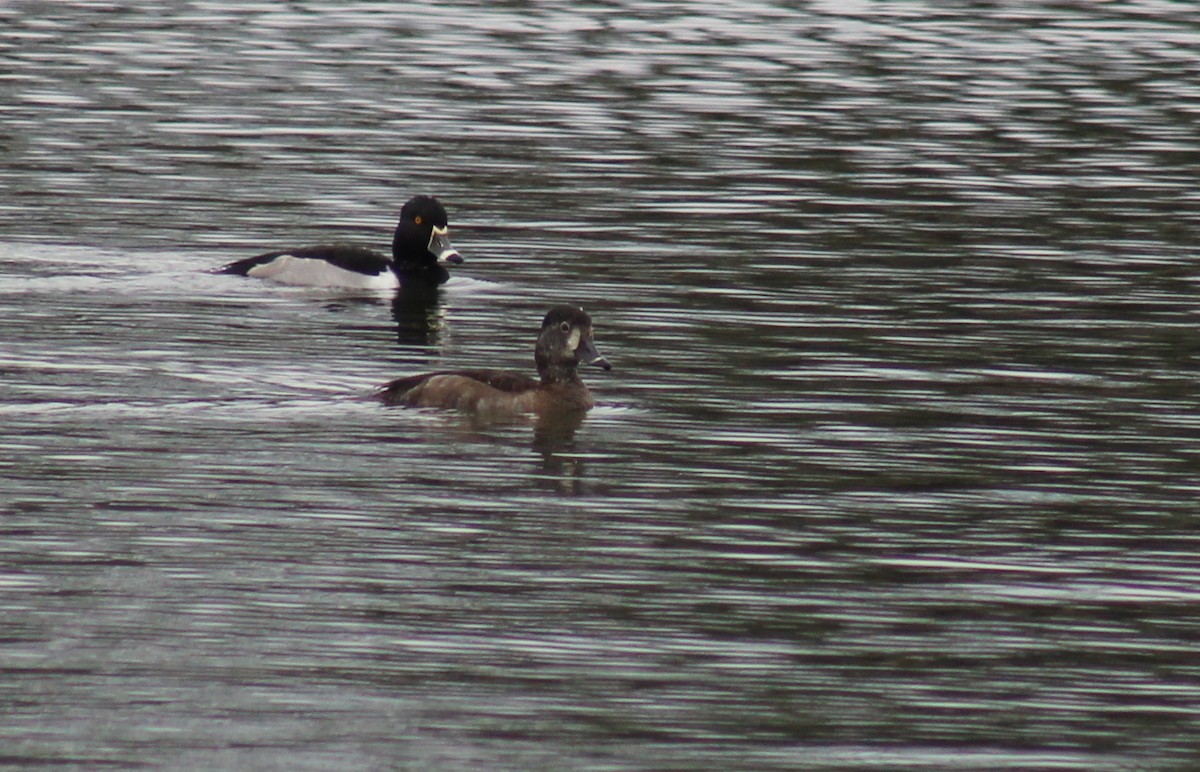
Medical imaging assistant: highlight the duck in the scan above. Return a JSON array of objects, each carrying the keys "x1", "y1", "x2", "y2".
[
  {"x1": 217, "y1": 195, "x2": 463, "y2": 290},
  {"x1": 377, "y1": 305, "x2": 612, "y2": 416}
]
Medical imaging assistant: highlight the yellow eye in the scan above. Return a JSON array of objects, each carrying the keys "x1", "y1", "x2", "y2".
[{"x1": 414, "y1": 215, "x2": 423, "y2": 225}]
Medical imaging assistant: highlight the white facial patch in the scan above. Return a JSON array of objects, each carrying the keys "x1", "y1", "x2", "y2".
[
  {"x1": 427, "y1": 225, "x2": 460, "y2": 262},
  {"x1": 567, "y1": 327, "x2": 581, "y2": 351}
]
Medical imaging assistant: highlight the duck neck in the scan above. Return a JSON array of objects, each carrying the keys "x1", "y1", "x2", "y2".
[
  {"x1": 392, "y1": 230, "x2": 446, "y2": 284},
  {"x1": 537, "y1": 356, "x2": 580, "y2": 386},
  {"x1": 393, "y1": 260, "x2": 449, "y2": 286}
]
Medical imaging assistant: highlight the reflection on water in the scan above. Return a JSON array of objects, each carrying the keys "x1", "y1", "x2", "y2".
[
  {"x1": 390, "y1": 285, "x2": 447, "y2": 346},
  {"x1": 2, "y1": 1, "x2": 1200, "y2": 769}
]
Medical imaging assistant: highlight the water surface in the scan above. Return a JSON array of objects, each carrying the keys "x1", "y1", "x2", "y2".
[{"x1": 2, "y1": 1, "x2": 1200, "y2": 768}]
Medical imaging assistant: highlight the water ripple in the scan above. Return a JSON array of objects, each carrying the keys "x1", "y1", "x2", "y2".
[{"x1": 3, "y1": 0, "x2": 1200, "y2": 768}]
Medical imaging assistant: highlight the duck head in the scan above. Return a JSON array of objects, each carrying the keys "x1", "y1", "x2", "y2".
[
  {"x1": 392, "y1": 195, "x2": 463, "y2": 283},
  {"x1": 535, "y1": 305, "x2": 612, "y2": 383}
]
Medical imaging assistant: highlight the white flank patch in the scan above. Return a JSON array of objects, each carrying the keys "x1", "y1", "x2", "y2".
[{"x1": 246, "y1": 254, "x2": 399, "y2": 290}]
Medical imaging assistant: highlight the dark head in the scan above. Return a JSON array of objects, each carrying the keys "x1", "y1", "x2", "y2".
[
  {"x1": 391, "y1": 195, "x2": 463, "y2": 285},
  {"x1": 535, "y1": 305, "x2": 612, "y2": 384}
]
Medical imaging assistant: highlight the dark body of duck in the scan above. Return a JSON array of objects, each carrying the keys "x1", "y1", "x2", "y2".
[
  {"x1": 377, "y1": 306, "x2": 612, "y2": 416},
  {"x1": 217, "y1": 195, "x2": 462, "y2": 290}
]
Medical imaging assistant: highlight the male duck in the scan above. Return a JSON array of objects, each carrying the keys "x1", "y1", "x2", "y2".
[
  {"x1": 377, "y1": 306, "x2": 612, "y2": 416},
  {"x1": 218, "y1": 195, "x2": 462, "y2": 289}
]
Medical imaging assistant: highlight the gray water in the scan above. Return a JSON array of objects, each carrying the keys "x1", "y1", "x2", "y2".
[{"x1": 3, "y1": 1, "x2": 1200, "y2": 769}]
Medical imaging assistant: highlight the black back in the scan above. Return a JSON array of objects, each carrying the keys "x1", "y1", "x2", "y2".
[{"x1": 217, "y1": 245, "x2": 392, "y2": 276}]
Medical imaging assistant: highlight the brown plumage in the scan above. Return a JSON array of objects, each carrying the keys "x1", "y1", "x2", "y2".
[{"x1": 377, "y1": 306, "x2": 612, "y2": 417}]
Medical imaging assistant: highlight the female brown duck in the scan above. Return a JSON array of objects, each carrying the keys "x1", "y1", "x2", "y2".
[{"x1": 377, "y1": 306, "x2": 612, "y2": 416}]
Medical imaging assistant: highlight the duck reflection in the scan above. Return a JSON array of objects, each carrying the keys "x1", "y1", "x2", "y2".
[
  {"x1": 411, "y1": 407, "x2": 593, "y2": 494},
  {"x1": 390, "y1": 284, "x2": 446, "y2": 346},
  {"x1": 530, "y1": 409, "x2": 592, "y2": 495},
  {"x1": 317, "y1": 288, "x2": 446, "y2": 347}
]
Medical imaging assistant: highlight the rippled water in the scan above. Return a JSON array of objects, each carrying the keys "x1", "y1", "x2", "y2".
[{"x1": 3, "y1": 1, "x2": 1200, "y2": 768}]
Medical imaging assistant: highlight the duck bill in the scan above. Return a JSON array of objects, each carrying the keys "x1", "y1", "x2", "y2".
[
  {"x1": 577, "y1": 337, "x2": 612, "y2": 371},
  {"x1": 428, "y1": 226, "x2": 463, "y2": 265}
]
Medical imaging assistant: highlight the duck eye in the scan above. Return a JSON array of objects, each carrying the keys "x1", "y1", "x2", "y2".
[{"x1": 559, "y1": 321, "x2": 571, "y2": 334}]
